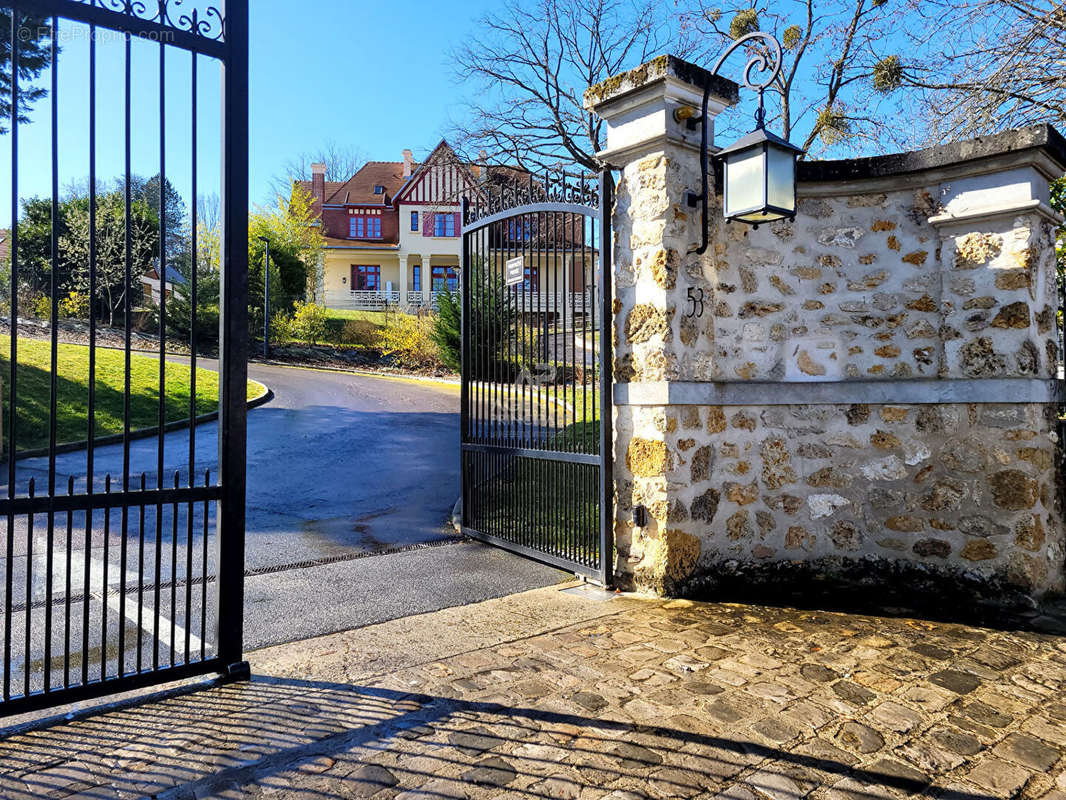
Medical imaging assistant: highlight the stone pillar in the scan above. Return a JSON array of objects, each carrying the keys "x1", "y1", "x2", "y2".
[
  {"x1": 398, "y1": 255, "x2": 409, "y2": 307},
  {"x1": 587, "y1": 56, "x2": 1066, "y2": 602},
  {"x1": 584, "y1": 56, "x2": 738, "y2": 594}
]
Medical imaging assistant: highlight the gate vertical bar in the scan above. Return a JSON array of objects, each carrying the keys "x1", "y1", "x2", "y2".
[
  {"x1": 460, "y1": 198, "x2": 471, "y2": 529},
  {"x1": 4, "y1": 4, "x2": 18, "y2": 705},
  {"x1": 598, "y1": 171, "x2": 614, "y2": 587},
  {"x1": 45, "y1": 14, "x2": 60, "y2": 693},
  {"x1": 216, "y1": 0, "x2": 250, "y2": 677}
]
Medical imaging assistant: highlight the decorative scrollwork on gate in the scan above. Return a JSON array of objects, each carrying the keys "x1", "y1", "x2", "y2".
[
  {"x1": 464, "y1": 167, "x2": 600, "y2": 226},
  {"x1": 71, "y1": 0, "x2": 226, "y2": 41}
]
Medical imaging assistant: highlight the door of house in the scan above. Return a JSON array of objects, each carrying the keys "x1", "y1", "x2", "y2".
[{"x1": 459, "y1": 171, "x2": 614, "y2": 584}]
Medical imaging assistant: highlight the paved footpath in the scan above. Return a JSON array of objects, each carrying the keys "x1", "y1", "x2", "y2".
[{"x1": 2, "y1": 583, "x2": 1066, "y2": 799}]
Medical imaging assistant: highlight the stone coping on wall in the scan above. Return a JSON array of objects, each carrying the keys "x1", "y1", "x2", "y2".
[
  {"x1": 797, "y1": 124, "x2": 1066, "y2": 183},
  {"x1": 583, "y1": 54, "x2": 740, "y2": 112},
  {"x1": 615, "y1": 378, "x2": 1066, "y2": 406}
]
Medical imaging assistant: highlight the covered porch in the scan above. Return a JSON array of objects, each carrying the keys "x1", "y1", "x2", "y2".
[
  {"x1": 398, "y1": 254, "x2": 461, "y2": 309},
  {"x1": 320, "y1": 250, "x2": 461, "y2": 311}
]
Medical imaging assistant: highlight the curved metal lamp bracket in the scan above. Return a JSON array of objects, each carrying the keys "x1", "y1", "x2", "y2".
[{"x1": 688, "y1": 33, "x2": 784, "y2": 255}]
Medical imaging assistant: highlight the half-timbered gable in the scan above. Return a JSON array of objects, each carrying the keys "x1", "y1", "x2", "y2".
[{"x1": 392, "y1": 140, "x2": 481, "y2": 206}]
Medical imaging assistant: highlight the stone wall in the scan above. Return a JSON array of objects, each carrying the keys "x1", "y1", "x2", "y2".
[{"x1": 586, "y1": 56, "x2": 1066, "y2": 601}]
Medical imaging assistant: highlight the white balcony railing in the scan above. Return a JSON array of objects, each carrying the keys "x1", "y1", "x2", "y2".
[
  {"x1": 323, "y1": 289, "x2": 400, "y2": 311},
  {"x1": 323, "y1": 289, "x2": 598, "y2": 313}
]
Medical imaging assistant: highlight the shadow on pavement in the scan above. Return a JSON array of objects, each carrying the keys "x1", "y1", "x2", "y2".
[{"x1": 0, "y1": 676, "x2": 999, "y2": 799}]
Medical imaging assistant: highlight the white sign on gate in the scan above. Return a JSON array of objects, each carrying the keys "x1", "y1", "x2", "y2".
[{"x1": 505, "y1": 256, "x2": 524, "y2": 287}]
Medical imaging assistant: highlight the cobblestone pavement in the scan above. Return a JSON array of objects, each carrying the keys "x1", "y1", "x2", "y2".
[{"x1": 2, "y1": 584, "x2": 1066, "y2": 799}]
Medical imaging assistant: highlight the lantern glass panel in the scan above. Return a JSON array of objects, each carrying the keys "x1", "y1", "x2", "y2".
[
  {"x1": 724, "y1": 146, "x2": 765, "y2": 218},
  {"x1": 766, "y1": 144, "x2": 796, "y2": 214}
]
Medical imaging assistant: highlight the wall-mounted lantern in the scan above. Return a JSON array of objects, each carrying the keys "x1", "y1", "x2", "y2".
[
  {"x1": 680, "y1": 32, "x2": 805, "y2": 251},
  {"x1": 717, "y1": 126, "x2": 803, "y2": 228}
]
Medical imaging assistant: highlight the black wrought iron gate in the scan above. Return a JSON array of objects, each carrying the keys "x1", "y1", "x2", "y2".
[
  {"x1": 1, "y1": 0, "x2": 248, "y2": 717},
  {"x1": 460, "y1": 171, "x2": 613, "y2": 584}
]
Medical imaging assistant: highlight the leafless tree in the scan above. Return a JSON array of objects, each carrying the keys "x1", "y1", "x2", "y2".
[
  {"x1": 269, "y1": 140, "x2": 366, "y2": 198},
  {"x1": 449, "y1": 0, "x2": 678, "y2": 171},
  {"x1": 679, "y1": 1, "x2": 902, "y2": 157},
  {"x1": 891, "y1": 0, "x2": 1066, "y2": 143}
]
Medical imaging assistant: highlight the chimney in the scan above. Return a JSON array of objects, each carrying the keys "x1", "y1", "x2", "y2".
[
  {"x1": 478, "y1": 150, "x2": 488, "y2": 182},
  {"x1": 402, "y1": 149, "x2": 414, "y2": 178},
  {"x1": 311, "y1": 162, "x2": 326, "y2": 204}
]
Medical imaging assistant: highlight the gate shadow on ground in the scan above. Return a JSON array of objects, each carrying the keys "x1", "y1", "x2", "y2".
[{"x1": 0, "y1": 676, "x2": 999, "y2": 800}]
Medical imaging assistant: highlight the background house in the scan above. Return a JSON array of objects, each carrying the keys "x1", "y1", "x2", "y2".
[
  {"x1": 300, "y1": 140, "x2": 470, "y2": 310},
  {"x1": 140, "y1": 265, "x2": 187, "y2": 306},
  {"x1": 300, "y1": 140, "x2": 598, "y2": 313}
]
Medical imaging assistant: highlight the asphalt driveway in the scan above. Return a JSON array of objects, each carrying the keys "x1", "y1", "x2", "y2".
[{"x1": 2, "y1": 359, "x2": 563, "y2": 683}]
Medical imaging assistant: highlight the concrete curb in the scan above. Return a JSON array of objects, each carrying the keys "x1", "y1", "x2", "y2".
[
  {"x1": 250, "y1": 356, "x2": 461, "y2": 388},
  {"x1": 4, "y1": 384, "x2": 274, "y2": 464}
]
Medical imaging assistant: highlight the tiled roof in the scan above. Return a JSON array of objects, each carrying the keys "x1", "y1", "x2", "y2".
[
  {"x1": 294, "y1": 179, "x2": 347, "y2": 215},
  {"x1": 324, "y1": 162, "x2": 414, "y2": 206}
]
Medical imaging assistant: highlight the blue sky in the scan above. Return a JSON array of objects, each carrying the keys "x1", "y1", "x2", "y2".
[
  {"x1": 1, "y1": 0, "x2": 915, "y2": 225},
  {"x1": 0, "y1": 0, "x2": 498, "y2": 222}
]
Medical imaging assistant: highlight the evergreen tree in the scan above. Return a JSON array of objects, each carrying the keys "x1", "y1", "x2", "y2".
[
  {"x1": 0, "y1": 12, "x2": 53, "y2": 134},
  {"x1": 432, "y1": 289, "x2": 462, "y2": 372},
  {"x1": 431, "y1": 258, "x2": 515, "y2": 377}
]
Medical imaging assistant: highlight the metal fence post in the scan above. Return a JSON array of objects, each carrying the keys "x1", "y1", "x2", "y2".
[
  {"x1": 216, "y1": 0, "x2": 250, "y2": 679},
  {"x1": 598, "y1": 170, "x2": 615, "y2": 587},
  {"x1": 460, "y1": 197, "x2": 471, "y2": 530}
]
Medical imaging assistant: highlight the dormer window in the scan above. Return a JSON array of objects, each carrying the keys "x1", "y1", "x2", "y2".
[
  {"x1": 374, "y1": 185, "x2": 385, "y2": 195},
  {"x1": 350, "y1": 214, "x2": 382, "y2": 239}
]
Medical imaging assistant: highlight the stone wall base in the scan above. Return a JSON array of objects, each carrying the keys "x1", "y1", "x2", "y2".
[
  {"x1": 613, "y1": 400, "x2": 1065, "y2": 601},
  {"x1": 658, "y1": 554, "x2": 1063, "y2": 628}
]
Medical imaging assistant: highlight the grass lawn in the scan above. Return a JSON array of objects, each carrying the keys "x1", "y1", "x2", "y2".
[
  {"x1": 0, "y1": 336, "x2": 266, "y2": 453},
  {"x1": 467, "y1": 453, "x2": 601, "y2": 567}
]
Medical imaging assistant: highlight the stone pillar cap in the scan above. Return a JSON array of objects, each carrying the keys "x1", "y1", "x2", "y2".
[
  {"x1": 583, "y1": 54, "x2": 739, "y2": 113},
  {"x1": 584, "y1": 55, "x2": 740, "y2": 164}
]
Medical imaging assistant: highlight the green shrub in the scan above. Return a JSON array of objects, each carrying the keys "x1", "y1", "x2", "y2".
[
  {"x1": 32, "y1": 294, "x2": 51, "y2": 320},
  {"x1": 270, "y1": 310, "x2": 294, "y2": 344},
  {"x1": 383, "y1": 312, "x2": 442, "y2": 369},
  {"x1": 341, "y1": 318, "x2": 381, "y2": 347},
  {"x1": 431, "y1": 289, "x2": 462, "y2": 371},
  {"x1": 514, "y1": 321, "x2": 543, "y2": 369},
  {"x1": 430, "y1": 264, "x2": 514, "y2": 375},
  {"x1": 290, "y1": 300, "x2": 328, "y2": 345},
  {"x1": 59, "y1": 291, "x2": 90, "y2": 320}
]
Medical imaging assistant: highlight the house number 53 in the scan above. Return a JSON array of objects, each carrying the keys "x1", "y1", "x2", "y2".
[{"x1": 686, "y1": 287, "x2": 705, "y2": 318}]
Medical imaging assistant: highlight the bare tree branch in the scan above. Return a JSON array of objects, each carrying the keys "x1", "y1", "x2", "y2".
[
  {"x1": 678, "y1": 0, "x2": 903, "y2": 157},
  {"x1": 894, "y1": 0, "x2": 1066, "y2": 142},
  {"x1": 448, "y1": 0, "x2": 681, "y2": 170},
  {"x1": 269, "y1": 140, "x2": 367, "y2": 199}
]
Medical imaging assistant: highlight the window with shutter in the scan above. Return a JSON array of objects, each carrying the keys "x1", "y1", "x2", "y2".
[{"x1": 432, "y1": 213, "x2": 457, "y2": 237}]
